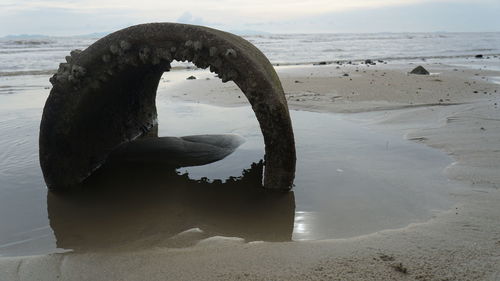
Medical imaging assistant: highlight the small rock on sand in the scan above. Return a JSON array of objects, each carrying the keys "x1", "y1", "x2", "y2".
[
  {"x1": 186, "y1": 75, "x2": 197, "y2": 80},
  {"x1": 391, "y1": 262, "x2": 408, "y2": 274},
  {"x1": 475, "y1": 54, "x2": 483, "y2": 58},
  {"x1": 410, "y1": 66, "x2": 430, "y2": 75}
]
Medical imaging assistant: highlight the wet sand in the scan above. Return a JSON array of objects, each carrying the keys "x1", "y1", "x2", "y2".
[{"x1": 2, "y1": 59, "x2": 500, "y2": 280}]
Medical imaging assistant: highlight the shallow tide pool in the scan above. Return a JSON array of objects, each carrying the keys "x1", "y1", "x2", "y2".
[{"x1": 0, "y1": 74, "x2": 461, "y2": 256}]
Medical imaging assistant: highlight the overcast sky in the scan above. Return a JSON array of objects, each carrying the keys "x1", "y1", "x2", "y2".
[{"x1": 1, "y1": 0, "x2": 499, "y2": 36}]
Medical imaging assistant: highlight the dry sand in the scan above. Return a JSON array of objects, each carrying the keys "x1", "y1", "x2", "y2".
[{"x1": 2, "y1": 61, "x2": 500, "y2": 280}]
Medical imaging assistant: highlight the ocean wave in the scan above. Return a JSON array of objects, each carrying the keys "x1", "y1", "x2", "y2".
[
  {"x1": 0, "y1": 70, "x2": 55, "y2": 77},
  {"x1": 467, "y1": 48, "x2": 495, "y2": 52},
  {"x1": 270, "y1": 53, "x2": 500, "y2": 66},
  {"x1": 0, "y1": 48, "x2": 80, "y2": 54},
  {"x1": 371, "y1": 53, "x2": 500, "y2": 61},
  {"x1": 8, "y1": 39, "x2": 55, "y2": 45},
  {"x1": 246, "y1": 35, "x2": 289, "y2": 40},
  {"x1": 322, "y1": 48, "x2": 345, "y2": 52},
  {"x1": 0, "y1": 85, "x2": 49, "y2": 95}
]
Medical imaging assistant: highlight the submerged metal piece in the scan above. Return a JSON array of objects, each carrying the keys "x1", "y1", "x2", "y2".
[{"x1": 40, "y1": 23, "x2": 296, "y2": 190}]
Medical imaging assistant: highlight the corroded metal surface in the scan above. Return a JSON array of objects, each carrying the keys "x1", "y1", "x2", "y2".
[{"x1": 40, "y1": 23, "x2": 296, "y2": 190}]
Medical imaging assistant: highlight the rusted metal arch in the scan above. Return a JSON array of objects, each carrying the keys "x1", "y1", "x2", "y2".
[{"x1": 39, "y1": 23, "x2": 296, "y2": 191}]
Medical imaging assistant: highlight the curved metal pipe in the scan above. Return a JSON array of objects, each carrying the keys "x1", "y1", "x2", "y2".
[{"x1": 39, "y1": 23, "x2": 296, "y2": 190}]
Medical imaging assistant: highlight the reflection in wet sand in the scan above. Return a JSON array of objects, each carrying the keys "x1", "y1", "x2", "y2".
[
  {"x1": 47, "y1": 160, "x2": 295, "y2": 251},
  {"x1": 110, "y1": 134, "x2": 246, "y2": 167}
]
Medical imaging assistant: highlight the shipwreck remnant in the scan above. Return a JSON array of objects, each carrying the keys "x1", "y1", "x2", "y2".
[{"x1": 39, "y1": 23, "x2": 296, "y2": 190}]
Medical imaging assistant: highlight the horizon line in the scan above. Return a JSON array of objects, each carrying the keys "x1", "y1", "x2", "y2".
[{"x1": 2, "y1": 29, "x2": 500, "y2": 39}]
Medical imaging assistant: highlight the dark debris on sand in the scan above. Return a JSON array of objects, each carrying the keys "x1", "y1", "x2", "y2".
[{"x1": 410, "y1": 66, "x2": 430, "y2": 75}]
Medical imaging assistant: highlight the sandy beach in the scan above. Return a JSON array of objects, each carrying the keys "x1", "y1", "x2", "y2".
[{"x1": 1, "y1": 59, "x2": 500, "y2": 280}]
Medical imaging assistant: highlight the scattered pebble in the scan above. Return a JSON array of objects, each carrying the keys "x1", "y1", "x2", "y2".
[
  {"x1": 379, "y1": 254, "x2": 395, "y2": 261},
  {"x1": 186, "y1": 75, "x2": 197, "y2": 80},
  {"x1": 391, "y1": 263, "x2": 408, "y2": 274}
]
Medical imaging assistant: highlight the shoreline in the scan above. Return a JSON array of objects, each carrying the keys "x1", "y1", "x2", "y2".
[
  {"x1": 2, "y1": 53, "x2": 500, "y2": 78},
  {"x1": 1, "y1": 60, "x2": 500, "y2": 280}
]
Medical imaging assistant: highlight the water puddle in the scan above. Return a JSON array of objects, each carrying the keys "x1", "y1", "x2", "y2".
[
  {"x1": 490, "y1": 76, "x2": 500, "y2": 85},
  {"x1": 157, "y1": 102, "x2": 458, "y2": 241},
  {"x1": 0, "y1": 95, "x2": 461, "y2": 256}
]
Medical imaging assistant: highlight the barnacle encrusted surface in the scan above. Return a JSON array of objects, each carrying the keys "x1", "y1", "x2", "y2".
[{"x1": 40, "y1": 23, "x2": 296, "y2": 190}]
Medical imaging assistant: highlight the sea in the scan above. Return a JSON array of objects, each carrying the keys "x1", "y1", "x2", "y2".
[{"x1": 1, "y1": 32, "x2": 500, "y2": 75}]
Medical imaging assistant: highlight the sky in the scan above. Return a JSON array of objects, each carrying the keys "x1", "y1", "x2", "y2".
[{"x1": 0, "y1": 0, "x2": 499, "y2": 36}]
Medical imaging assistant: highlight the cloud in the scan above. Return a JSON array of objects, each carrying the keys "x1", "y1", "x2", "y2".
[
  {"x1": 176, "y1": 12, "x2": 207, "y2": 26},
  {"x1": 0, "y1": 0, "x2": 498, "y2": 36},
  {"x1": 226, "y1": 0, "x2": 500, "y2": 33},
  {"x1": 0, "y1": 7, "x2": 140, "y2": 36}
]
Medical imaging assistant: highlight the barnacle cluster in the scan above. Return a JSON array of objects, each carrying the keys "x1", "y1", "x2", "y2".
[{"x1": 50, "y1": 38, "x2": 240, "y2": 90}]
